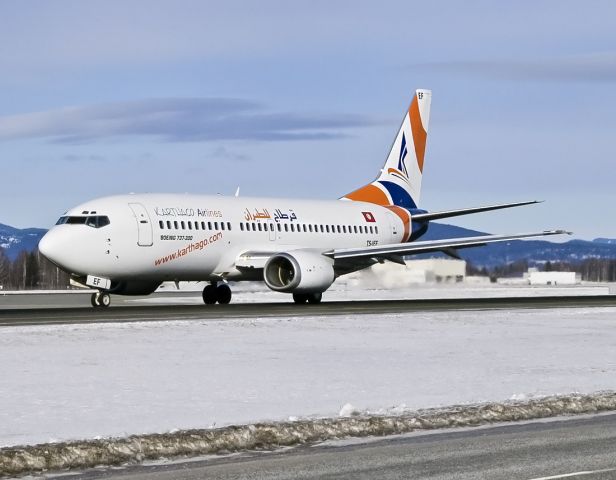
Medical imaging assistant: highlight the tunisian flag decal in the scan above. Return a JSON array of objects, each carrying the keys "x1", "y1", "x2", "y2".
[{"x1": 362, "y1": 211, "x2": 376, "y2": 223}]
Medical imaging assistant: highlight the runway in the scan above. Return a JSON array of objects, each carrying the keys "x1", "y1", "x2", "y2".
[
  {"x1": 42, "y1": 413, "x2": 616, "y2": 480},
  {"x1": 2, "y1": 293, "x2": 616, "y2": 327}
]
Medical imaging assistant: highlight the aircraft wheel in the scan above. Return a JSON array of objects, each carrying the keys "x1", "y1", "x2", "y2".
[
  {"x1": 216, "y1": 284, "x2": 232, "y2": 304},
  {"x1": 202, "y1": 284, "x2": 217, "y2": 305},
  {"x1": 99, "y1": 293, "x2": 111, "y2": 308},
  {"x1": 293, "y1": 293, "x2": 308, "y2": 304},
  {"x1": 307, "y1": 292, "x2": 322, "y2": 304},
  {"x1": 91, "y1": 292, "x2": 101, "y2": 307}
]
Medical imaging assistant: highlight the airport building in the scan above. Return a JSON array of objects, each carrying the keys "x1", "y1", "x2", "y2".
[{"x1": 527, "y1": 270, "x2": 579, "y2": 285}]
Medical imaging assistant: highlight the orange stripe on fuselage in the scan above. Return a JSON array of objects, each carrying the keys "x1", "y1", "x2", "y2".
[
  {"x1": 344, "y1": 184, "x2": 390, "y2": 206},
  {"x1": 409, "y1": 95, "x2": 427, "y2": 173},
  {"x1": 385, "y1": 205, "x2": 411, "y2": 242}
]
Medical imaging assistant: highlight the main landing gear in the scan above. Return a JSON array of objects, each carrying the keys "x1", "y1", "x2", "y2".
[
  {"x1": 292, "y1": 292, "x2": 323, "y2": 304},
  {"x1": 91, "y1": 291, "x2": 111, "y2": 308},
  {"x1": 202, "y1": 282, "x2": 232, "y2": 305}
]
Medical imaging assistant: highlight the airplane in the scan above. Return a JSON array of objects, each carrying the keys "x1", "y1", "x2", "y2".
[{"x1": 39, "y1": 89, "x2": 568, "y2": 307}]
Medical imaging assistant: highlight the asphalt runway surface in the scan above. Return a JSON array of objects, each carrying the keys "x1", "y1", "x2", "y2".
[
  {"x1": 40, "y1": 413, "x2": 616, "y2": 480},
  {"x1": 1, "y1": 293, "x2": 616, "y2": 327}
]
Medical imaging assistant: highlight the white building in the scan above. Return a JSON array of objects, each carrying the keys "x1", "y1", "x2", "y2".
[
  {"x1": 528, "y1": 271, "x2": 579, "y2": 285},
  {"x1": 343, "y1": 258, "x2": 466, "y2": 289},
  {"x1": 405, "y1": 259, "x2": 466, "y2": 283}
]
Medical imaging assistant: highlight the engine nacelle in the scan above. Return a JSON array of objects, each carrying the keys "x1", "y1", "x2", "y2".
[{"x1": 264, "y1": 250, "x2": 335, "y2": 294}]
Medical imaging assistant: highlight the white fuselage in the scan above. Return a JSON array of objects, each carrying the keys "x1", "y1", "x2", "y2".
[{"x1": 40, "y1": 193, "x2": 407, "y2": 284}]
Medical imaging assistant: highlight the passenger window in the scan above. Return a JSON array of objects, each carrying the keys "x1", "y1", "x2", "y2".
[
  {"x1": 258, "y1": 223, "x2": 262, "y2": 231},
  {"x1": 167, "y1": 221, "x2": 172, "y2": 229},
  {"x1": 201, "y1": 222, "x2": 206, "y2": 230},
  {"x1": 195, "y1": 222, "x2": 199, "y2": 231},
  {"x1": 159, "y1": 221, "x2": 164, "y2": 229},
  {"x1": 291, "y1": 224, "x2": 295, "y2": 232},
  {"x1": 342, "y1": 226, "x2": 347, "y2": 233},
  {"x1": 181, "y1": 221, "x2": 185, "y2": 230},
  {"x1": 308, "y1": 225, "x2": 313, "y2": 233},
  {"x1": 326, "y1": 225, "x2": 330, "y2": 233},
  {"x1": 188, "y1": 221, "x2": 193, "y2": 230},
  {"x1": 240, "y1": 223, "x2": 244, "y2": 231},
  {"x1": 375, "y1": 226, "x2": 379, "y2": 234},
  {"x1": 208, "y1": 222, "x2": 212, "y2": 230},
  {"x1": 227, "y1": 222, "x2": 232, "y2": 230},
  {"x1": 221, "y1": 222, "x2": 225, "y2": 231},
  {"x1": 284, "y1": 224, "x2": 289, "y2": 232},
  {"x1": 174, "y1": 221, "x2": 179, "y2": 229},
  {"x1": 277, "y1": 224, "x2": 282, "y2": 232}
]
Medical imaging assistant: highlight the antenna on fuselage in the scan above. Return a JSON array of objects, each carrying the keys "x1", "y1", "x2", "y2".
[{"x1": 235, "y1": 186, "x2": 240, "y2": 197}]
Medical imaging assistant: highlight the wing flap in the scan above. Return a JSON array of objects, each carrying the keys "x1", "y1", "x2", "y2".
[{"x1": 324, "y1": 230, "x2": 569, "y2": 260}]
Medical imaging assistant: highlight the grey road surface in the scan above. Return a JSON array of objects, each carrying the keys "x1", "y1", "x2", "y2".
[
  {"x1": 42, "y1": 414, "x2": 616, "y2": 480},
  {"x1": 1, "y1": 294, "x2": 616, "y2": 327}
]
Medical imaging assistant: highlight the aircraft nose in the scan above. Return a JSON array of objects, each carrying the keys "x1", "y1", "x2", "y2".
[{"x1": 39, "y1": 229, "x2": 67, "y2": 268}]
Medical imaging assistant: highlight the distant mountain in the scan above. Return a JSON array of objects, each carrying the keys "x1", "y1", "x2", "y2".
[
  {"x1": 593, "y1": 238, "x2": 616, "y2": 245},
  {"x1": 417, "y1": 223, "x2": 616, "y2": 268},
  {"x1": 0, "y1": 223, "x2": 47, "y2": 261}
]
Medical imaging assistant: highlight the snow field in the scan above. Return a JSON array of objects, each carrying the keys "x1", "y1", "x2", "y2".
[{"x1": 1, "y1": 307, "x2": 615, "y2": 450}]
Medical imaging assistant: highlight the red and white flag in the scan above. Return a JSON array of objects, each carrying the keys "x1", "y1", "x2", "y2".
[{"x1": 362, "y1": 211, "x2": 376, "y2": 223}]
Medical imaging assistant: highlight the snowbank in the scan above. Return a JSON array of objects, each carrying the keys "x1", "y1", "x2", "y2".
[{"x1": 2, "y1": 392, "x2": 615, "y2": 477}]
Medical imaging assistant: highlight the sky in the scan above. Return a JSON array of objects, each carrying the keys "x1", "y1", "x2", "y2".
[{"x1": 1, "y1": 0, "x2": 615, "y2": 239}]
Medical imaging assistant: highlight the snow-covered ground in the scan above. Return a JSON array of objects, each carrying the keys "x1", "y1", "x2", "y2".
[
  {"x1": 1, "y1": 307, "x2": 615, "y2": 447},
  {"x1": 142, "y1": 281, "x2": 612, "y2": 305}
]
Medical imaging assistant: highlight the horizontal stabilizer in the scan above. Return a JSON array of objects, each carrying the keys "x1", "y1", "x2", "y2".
[
  {"x1": 412, "y1": 200, "x2": 542, "y2": 222},
  {"x1": 324, "y1": 230, "x2": 570, "y2": 261}
]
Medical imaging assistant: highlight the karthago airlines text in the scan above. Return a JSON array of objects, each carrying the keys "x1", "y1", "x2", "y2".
[{"x1": 154, "y1": 232, "x2": 223, "y2": 266}]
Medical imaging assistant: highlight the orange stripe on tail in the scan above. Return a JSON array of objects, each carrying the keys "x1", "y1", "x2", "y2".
[
  {"x1": 344, "y1": 184, "x2": 390, "y2": 206},
  {"x1": 409, "y1": 95, "x2": 427, "y2": 173}
]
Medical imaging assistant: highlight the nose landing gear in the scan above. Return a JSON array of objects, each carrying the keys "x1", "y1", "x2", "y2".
[
  {"x1": 91, "y1": 291, "x2": 111, "y2": 308},
  {"x1": 202, "y1": 282, "x2": 232, "y2": 305}
]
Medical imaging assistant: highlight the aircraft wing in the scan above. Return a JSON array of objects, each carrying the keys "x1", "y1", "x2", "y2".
[
  {"x1": 411, "y1": 200, "x2": 541, "y2": 222},
  {"x1": 323, "y1": 230, "x2": 569, "y2": 262}
]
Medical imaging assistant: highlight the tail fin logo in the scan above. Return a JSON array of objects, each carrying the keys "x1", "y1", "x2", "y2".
[
  {"x1": 386, "y1": 132, "x2": 410, "y2": 183},
  {"x1": 398, "y1": 133, "x2": 409, "y2": 177}
]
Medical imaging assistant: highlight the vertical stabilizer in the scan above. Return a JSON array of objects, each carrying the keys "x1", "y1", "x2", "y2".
[{"x1": 342, "y1": 89, "x2": 431, "y2": 208}]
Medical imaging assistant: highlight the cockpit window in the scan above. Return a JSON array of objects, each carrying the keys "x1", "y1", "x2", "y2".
[{"x1": 56, "y1": 215, "x2": 110, "y2": 228}]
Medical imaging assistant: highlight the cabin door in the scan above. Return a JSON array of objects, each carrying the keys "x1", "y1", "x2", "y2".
[{"x1": 128, "y1": 203, "x2": 154, "y2": 246}]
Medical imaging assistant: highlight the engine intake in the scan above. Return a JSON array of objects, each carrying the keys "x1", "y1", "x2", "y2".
[{"x1": 264, "y1": 251, "x2": 335, "y2": 294}]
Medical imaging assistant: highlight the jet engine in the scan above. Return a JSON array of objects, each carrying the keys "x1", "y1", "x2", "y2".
[{"x1": 263, "y1": 250, "x2": 335, "y2": 294}]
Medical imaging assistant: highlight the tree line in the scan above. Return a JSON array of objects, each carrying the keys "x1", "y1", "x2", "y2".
[{"x1": 0, "y1": 248, "x2": 70, "y2": 290}]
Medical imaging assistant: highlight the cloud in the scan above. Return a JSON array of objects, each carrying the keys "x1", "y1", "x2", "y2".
[
  {"x1": 208, "y1": 146, "x2": 249, "y2": 163},
  {"x1": 0, "y1": 98, "x2": 374, "y2": 144},
  {"x1": 417, "y1": 52, "x2": 616, "y2": 83}
]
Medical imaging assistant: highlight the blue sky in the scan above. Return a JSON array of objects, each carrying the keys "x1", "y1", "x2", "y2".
[{"x1": 1, "y1": 0, "x2": 615, "y2": 239}]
